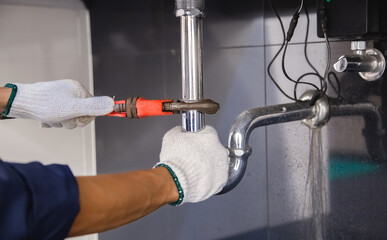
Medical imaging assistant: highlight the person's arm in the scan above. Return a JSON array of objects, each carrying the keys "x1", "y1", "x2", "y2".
[
  {"x1": 0, "y1": 160, "x2": 80, "y2": 240},
  {"x1": 69, "y1": 167, "x2": 179, "y2": 237},
  {"x1": 0, "y1": 87, "x2": 11, "y2": 112},
  {"x1": 69, "y1": 125, "x2": 229, "y2": 237}
]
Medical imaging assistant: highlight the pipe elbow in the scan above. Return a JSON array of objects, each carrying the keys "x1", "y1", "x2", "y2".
[
  {"x1": 218, "y1": 98, "x2": 317, "y2": 194},
  {"x1": 218, "y1": 147, "x2": 252, "y2": 195},
  {"x1": 217, "y1": 110, "x2": 256, "y2": 195}
]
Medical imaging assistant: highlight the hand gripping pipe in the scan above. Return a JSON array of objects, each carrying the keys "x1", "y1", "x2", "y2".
[{"x1": 175, "y1": 0, "x2": 205, "y2": 132}]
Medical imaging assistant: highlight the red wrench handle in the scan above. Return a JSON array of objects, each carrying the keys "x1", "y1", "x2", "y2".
[
  {"x1": 136, "y1": 98, "x2": 173, "y2": 118},
  {"x1": 106, "y1": 98, "x2": 173, "y2": 118}
]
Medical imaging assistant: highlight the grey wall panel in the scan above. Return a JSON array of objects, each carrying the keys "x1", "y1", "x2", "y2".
[
  {"x1": 264, "y1": 9, "x2": 321, "y2": 45},
  {"x1": 203, "y1": 0, "x2": 265, "y2": 48}
]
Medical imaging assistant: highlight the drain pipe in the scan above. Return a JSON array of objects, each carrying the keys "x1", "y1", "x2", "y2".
[
  {"x1": 175, "y1": 0, "x2": 205, "y2": 132},
  {"x1": 219, "y1": 91, "x2": 330, "y2": 194},
  {"x1": 219, "y1": 90, "x2": 385, "y2": 194}
]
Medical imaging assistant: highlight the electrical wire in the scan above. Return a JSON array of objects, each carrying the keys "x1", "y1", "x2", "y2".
[
  {"x1": 303, "y1": 4, "x2": 322, "y2": 78},
  {"x1": 267, "y1": 0, "x2": 320, "y2": 101},
  {"x1": 292, "y1": 2, "x2": 326, "y2": 102},
  {"x1": 282, "y1": 40, "x2": 321, "y2": 100},
  {"x1": 267, "y1": 0, "x2": 296, "y2": 101},
  {"x1": 297, "y1": 0, "x2": 304, "y2": 14},
  {"x1": 322, "y1": 32, "x2": 331, "y2": 95},
  {"x1": 267, "y1": 0, "x2": 338, "y2": 105}
]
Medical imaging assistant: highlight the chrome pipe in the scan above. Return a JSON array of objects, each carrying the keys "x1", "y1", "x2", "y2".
[
  {"x1": 333, "y1": 41, "x2": 385, "y2": 81},
  {"x1": 219, "y1": 90, "x2": 331, "y2": 194},
  {"x1": 219, "y1": 90, "x2": 384, "y2": 194},
  {"x1": 333, "y1": 55, "x2": 379, "y2": 73},
  {"x1": 219, "y1": 101, "x2": 316, "y2": 194},
  {"x1": 176, "y1": 4, "x2": 205, "y2": 132}
]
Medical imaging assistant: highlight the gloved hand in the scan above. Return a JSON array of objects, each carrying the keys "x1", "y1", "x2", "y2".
[
  {"x1": 157, "y1": 126, "x2": 229, "y2": 205},
  {"x1": 6, "y1": 79, "x2": 114, "y2": 129}
]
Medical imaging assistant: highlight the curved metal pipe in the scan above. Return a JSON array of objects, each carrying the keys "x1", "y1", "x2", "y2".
[
  {"x1": 219, "y1": 100, "x2": 316, "y2": 194},
  {"x1": 219, "y1": 92, "x2": 383, "y2": 194}
]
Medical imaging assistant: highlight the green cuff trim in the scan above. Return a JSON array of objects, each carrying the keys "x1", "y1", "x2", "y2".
[
  {"x1": 155, "y1": 163, "x2": 184, "y2": 206},
  {"x1": 2, "y1": 83, "x2": 17, "y2": 118}
]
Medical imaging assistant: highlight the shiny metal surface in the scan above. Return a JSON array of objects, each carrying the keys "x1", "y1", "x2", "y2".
[
  {"x1": 178, "y1": 6, "x2": 205, "y2": 132},
  {"x1": 175, "y1": 0, "x2": 205, "y2": 12},
  {"x1": 334, "y1": 41, "x2": 386, "y2": 81},
  {"x1": 299, "y1": 91, "x2": 330, "y2": 128},
  {"x1": 333, "y1": 55, "x2": 374, "y2": 72},
  {"x1": 220, "y1": 100, "x2": 316, "y2": 194},
  {"x1": 358, "y1": 48, "x2": 386, "y2": 81},
  {"x1": 182, "y1": 110, "x2": 205, "y2": 132},
  {"x1": 351, "y1": 41, "x2": 366, "y2": 51}
]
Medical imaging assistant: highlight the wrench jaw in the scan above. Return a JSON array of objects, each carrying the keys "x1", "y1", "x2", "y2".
[{"x1": 163, "y1": 99, "x2": 220, "y2": 115}]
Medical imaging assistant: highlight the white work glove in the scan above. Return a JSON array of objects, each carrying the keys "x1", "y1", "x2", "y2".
[
  {"x1": 7, "y1": 79, "x2": 114, "y2": 129},
  {"x1": 157, "y1": 126, "x2": 229, "y2": 205}
]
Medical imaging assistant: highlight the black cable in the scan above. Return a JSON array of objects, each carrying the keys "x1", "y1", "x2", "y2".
[
  {"x1": 268, "y1": 0, "x2": 319, "y2": 101},
  {"x1": 294, "y1": 72, "x2": 323, "y2": 101},
  {"x1": 267, "y1": 0, "x2": 296, "y2": 101},
  {"x1": 323, "y1": 33, "x2": 331, "y2": 93},
  {"x1": 303, "y1": 4, "x2": 322, "y2": 79},
  {"x1": 281, "y1": 0, "x2": 325, "y2": 100},
  {"x1": 286, "y1": 0, "x2": 303, "y2": 42},
  {"x1": 267, "y1": 0, "x2": 337, "y2": 104},
  {"x1": 318, "y1": 0, "x2": 330, "y2": 97},
  {"x1": 299, "y1": 1, "x2": 328, "y2": 104},
  {"x1": 282, "y1": 40, "x2": 321, "y2": 100}
]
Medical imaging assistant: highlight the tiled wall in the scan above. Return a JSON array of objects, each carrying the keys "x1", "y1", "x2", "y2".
[{"x1": 89, "y1": 0, "x2": 387, "y2": 239}]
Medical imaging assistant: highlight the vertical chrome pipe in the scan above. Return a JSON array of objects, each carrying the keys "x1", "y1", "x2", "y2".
[{"x1": 176, "y1": 1, "x2": 205, "y2": 132}]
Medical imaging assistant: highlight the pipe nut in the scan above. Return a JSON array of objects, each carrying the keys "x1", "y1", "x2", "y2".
[
  {"x1": 228, "y1": 146, "x2": 252, "y2": 159},
  {"x1": 175, "y1": 8, "x2": 203, "y2": 17},
  {"x1": 300, "y1": 91, "x2": 330, "y2": 129},
  {"x1": 351, "y1": 41, "x2": 366, "y2": 51}
]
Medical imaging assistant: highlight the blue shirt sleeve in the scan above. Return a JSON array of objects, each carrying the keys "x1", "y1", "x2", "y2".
[{"x1": 0, "y1": 159, "x2": 80, "y2": 240}]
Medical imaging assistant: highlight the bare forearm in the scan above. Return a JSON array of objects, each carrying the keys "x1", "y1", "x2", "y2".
[
  {"x1": 0, "y1": 87, "x2": 11, "y2": 111},
  {"x1": 68, "y1": 167, "x2": 178, "y2": 237}
]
